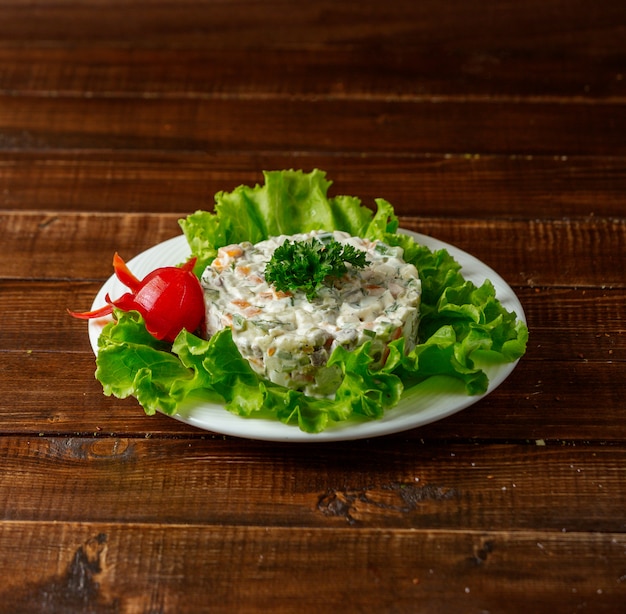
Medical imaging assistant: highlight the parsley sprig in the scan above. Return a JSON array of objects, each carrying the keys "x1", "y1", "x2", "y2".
[{"x1": 265, "y1": 237, "x2": 369, "y2": 300}]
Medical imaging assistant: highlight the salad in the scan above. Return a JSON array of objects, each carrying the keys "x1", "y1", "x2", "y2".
[{"x1": 74, "y1": 169, "x2": 528, "y2": 433}]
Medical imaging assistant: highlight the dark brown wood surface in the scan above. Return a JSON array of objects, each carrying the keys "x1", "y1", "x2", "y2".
[{"x1": 1, "y1": 1, "x2": 625, "y2": 612}]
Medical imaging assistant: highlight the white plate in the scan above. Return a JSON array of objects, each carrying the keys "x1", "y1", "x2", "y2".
[{"x1": 87, "y1": 230, "x2": 526, "y2": 442}]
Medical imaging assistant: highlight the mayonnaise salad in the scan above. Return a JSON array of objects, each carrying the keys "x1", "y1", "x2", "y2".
[{"x1": 201, "y1": 230, "x2": 421, "y2": 396}]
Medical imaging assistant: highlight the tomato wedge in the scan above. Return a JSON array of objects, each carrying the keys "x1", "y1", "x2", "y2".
[{"x1": 69, "y1": 253, "x2": 205, "y2": 342}]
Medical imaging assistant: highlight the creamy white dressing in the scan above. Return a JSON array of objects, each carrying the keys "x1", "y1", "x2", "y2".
[{"x1": 201, "y1": 230, "x2": 421, "y2": 397}]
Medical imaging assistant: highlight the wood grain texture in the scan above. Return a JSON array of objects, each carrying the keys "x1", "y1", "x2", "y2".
[
  {"x1": 1, "y1": 95, "x2": 624, "y2": 157},
  {"x1": 2, "y1": 152, "x2": 626, "y2": 218},
  {"x1": 0, "y1": 437, "x2": 623, "y2": 531},
  {"x1": 0, "y1": 0, "x2": 624, "y2": 96},
  {"x1": 0, "y1": 522, "x2": 624, "y2": 614},
  {"x1": 1, "y1": 41, "x2": 625, "y2": 100},
  {"x1": 0, "y1": 1, "x2": 624, "y2": 611}
]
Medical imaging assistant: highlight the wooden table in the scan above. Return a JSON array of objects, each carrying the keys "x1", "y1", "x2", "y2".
[{"x1": 1, "y1": 1, "x2": 625, "y2": 612}]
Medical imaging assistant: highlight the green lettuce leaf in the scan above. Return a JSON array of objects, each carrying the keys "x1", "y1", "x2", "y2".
[
  {"x1": 179, "y1": 169, "x2": 382, "y2": 275},
  {"x1": 95, "y1": 310, "x2": 195, "y2": 415},
  {"x1": 93, "y1": 169, "x2": 528, "y2": 432},
  {"x1": 96, "y1": 310, "x2": 399, "y2": 433},
  {"x1": 328, "y1": 339, "x2": 404, "y2": 419}
]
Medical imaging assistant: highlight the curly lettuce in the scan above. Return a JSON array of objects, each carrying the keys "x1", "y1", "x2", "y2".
[{"x1": 95, "y1": 169, "x2": 528, "y2": 433}]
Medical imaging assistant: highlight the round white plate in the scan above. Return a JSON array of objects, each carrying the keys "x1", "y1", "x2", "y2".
[{"x1": 87, "y1": 230, "x2": 526, "y2": 442}]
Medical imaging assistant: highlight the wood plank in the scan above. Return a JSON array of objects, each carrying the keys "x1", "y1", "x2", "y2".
[
  {"x1": 0, "y1": 521, "x2": 623, "y2": 613},
  {"x1": 2, "y1": 212, "x2": 624, "y2": 288},
  {"x1": 2, "y1": 152, "x2": 626, "y2": 218},
  {"x1": 0, "y1": 211, "x2": 184, "y2": 280},
  {"x1": 517, "y1": 287, "x2": 626, "y2": 361},
  {"x1": 0, "y1": 281, "x2": 102, "y2": 351},
  {"x1": 0, "y1": 0, "x2": 623, "y2": 69},
  {"x1": 0, "y1": 351, "x2": 624, "y2": 440},
  {"x1": 1, "y1": 95, "x2": 624, "y2": 156},
  {"x1": 410, "y1": 217, "x2": 626, "y2": 290},
  {"x1": 1, "y1": 43, "x2": 624, "y2": 101},
  {"x1": 0, "y1": 438, "x2": 625, "y2": 531}
]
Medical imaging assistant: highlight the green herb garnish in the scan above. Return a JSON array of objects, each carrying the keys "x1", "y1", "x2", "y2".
[{"x1": 264, "y1": 237, "x2": 369, "y2": 300}]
